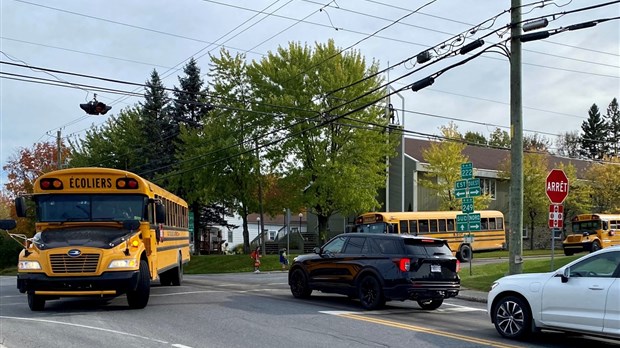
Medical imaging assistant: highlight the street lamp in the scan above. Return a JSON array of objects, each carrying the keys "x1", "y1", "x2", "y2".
[{"x1": 298, "y1": 213, "x2": 303, "y2": 233}]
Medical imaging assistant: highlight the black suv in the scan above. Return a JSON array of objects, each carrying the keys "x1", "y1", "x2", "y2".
[{"x1": 288, "y1": 233, "x2": 460, "y2": 310}]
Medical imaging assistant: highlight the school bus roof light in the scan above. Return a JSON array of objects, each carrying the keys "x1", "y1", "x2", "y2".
[
  {"x1": 40, "y1": 178, "x2": 63, "y2": 190},
  {"x1": 116, "y1": 178, "x2": 139, "y2": 189}
]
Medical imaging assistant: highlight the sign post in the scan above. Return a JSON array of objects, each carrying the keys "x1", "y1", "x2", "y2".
[
  {"x1": 456, "y1": 162, "x2": 480, "y2": 275},
  {"x1": 546, "y1": 169, "x2": 569, "y2": 270}
]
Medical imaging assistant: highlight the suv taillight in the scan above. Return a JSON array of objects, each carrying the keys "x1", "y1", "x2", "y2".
[
  {"x1": 456, "y1": 260, "x2": 461, "y2": 273},
  {"x1": 398, "y1": 258, "x2": 410, "y2": 272}
]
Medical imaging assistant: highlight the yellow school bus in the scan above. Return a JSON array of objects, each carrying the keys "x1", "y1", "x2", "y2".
[
  {"x1": 563, "y1": 213, "x2": 620, "y2": 256},
  {"x1": 352, "y1": 210, "x2": 506, "y2": 262},
  {"x1": 13, "y1": 167, "x2": 190, "y2": 311}
]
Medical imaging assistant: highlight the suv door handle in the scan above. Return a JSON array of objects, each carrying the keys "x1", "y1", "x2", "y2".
[{"x1": 588, "y1": 286, "x2": 605, "y2": 290}]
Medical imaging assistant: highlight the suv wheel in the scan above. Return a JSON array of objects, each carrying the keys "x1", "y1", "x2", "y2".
[
  {"x1": 290, "y1": 269, "x2": 312, "y2": 298},
  {"x1": 417, "y1": 298, "x2": 443, "y2": 310},
  {"x1": 357, "y1": 275, "x2": 384, "y2": 310},
  {"x1": 493, "y1": 295, "x2": 532, "y2": 339},
  {"x1": 457, "y1": 244, "x2": 472, "y2": 262}
]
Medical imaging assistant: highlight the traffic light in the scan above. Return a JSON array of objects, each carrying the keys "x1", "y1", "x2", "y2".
[{"x1": 79, "y1": 101, "x2": 112, "y2": 115}]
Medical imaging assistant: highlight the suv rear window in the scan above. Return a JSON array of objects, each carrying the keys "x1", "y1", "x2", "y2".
[{"x1": 404, "y1": 239, "x2": 452, "y2": 257}]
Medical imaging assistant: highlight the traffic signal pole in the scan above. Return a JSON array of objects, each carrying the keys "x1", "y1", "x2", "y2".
[{"x1": 509, "y1": 0, "x2": 524, "y2": 275}]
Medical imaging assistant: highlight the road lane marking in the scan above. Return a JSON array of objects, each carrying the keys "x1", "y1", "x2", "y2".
[{"x1": 322, "y1": 311, "x2": 524, "y2": 348}]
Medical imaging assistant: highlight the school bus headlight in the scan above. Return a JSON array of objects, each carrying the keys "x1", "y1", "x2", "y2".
[
  {"x1": 108, "y1": 259, "x2": 137, "y2": 269},
  {"x1": 18, "y1": 260, "x2": 42, "y2": 270}
]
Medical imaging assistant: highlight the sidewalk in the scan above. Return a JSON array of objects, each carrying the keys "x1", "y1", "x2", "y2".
[{"x1": 457, "y1": 288, "x2": 488, "y2": 304}]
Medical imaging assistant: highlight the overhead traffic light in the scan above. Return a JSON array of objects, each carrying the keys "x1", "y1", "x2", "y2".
[{"x1": 79, "y1": 101, "x2": 112, "y2": 115}]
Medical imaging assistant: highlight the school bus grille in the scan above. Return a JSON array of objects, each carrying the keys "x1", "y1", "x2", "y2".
[{"x1": 49, "y1": 253, "x2": 100, "y2": 274}]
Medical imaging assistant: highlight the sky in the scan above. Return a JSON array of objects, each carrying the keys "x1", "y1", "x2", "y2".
[{"x1": 1, "y1": 0, "x2": 619, "y2": 187}]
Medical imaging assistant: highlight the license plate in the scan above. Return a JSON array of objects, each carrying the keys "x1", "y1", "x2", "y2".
[{"x1": 431, "y1": 264, "x2": 441, "y2": 272}]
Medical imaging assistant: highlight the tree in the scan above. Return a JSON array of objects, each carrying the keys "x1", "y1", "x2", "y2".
[
  {"x1": 499, "y1": 152, "x2": 548, "y2": 249},
  {"x1": 138, "y1": 69, "x2": 173, "y2": 180},
  {"x1": 175, "y1": 50, "x2": 260, "y2": 252},
  {"x1": 557, "y1": 162, "x2": 593, "y2": 226},
  {"x1": 2, "y1": 141, "x2": 70, "y2": 243},
  {"x1": 604, "y1": 98, "x2": 620, "y2": 158},
  {"x1": 463, "y1": 131, "x2": 487, "y2": 146},
  {"x1": 247, "y1": 40, "x2": 397, "y2": 244},
  {"x1": 168, "y1": 58, "x2": 213, "y2": 250},
  {"x1": 580, "y1": 103, "x2": 608, "y2": 160},
  {"x1": 419, "y1": 122, "x2": 491, "y2": 211},
  {"x1": 523, "y1": 134, "x2": 550, "y2": 153},
  {"x1": 555, "y1": 131, "x2": 581, "y2": 158},
  {"x1": 488, "y1": 127, "x2": 511, "y2": 148},
  {"x1": 584, "y1": 157, "x2": 620, "y2": 213},
  {"x1": 69, "y1": 107, "x2": 143, "y2": 170}
]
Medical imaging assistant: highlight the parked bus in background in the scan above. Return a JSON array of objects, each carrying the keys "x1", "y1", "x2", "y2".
[
  {"x1": 563, "y1": 213, "x2": 620, "y2": 256},
  {"x1": 351, "y1": 211, "x2": 506, "y2": 262},
  {"x1": 11, "y1": 167, "x2": 190, "y2": 311}
]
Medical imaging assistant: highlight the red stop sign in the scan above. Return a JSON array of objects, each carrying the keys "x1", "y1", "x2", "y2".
[{"x1": 546, "y1": 169, "x2": 569, "y2": 204}]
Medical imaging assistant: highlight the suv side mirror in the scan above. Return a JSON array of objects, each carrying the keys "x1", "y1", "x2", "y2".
[
  {"x1": 313, "y1": 246, "x2": 321, "y2": 254},
  {"x1": 561, "y1": 267, "x2": 570, "y2": 283}
]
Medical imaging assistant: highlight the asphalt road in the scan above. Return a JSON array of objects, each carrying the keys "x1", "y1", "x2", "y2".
[{"x1": 1, "y1": 273, "x2": 617, "y2": 348}]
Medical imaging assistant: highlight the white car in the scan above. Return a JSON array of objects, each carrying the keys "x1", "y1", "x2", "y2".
[{"x1": 487, "y1": 246, "x2": 620, "y2": 340}]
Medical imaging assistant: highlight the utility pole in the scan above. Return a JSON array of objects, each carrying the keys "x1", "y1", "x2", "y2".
[
  {"x1": 509, "y1": 0, "x2": 524, "y2": 275},
  {"x1": 56, "y1": 130, "x2": 62, "y2": 169},
  {"x1": 255, "y1": 138, "x2": 265, "y2": 256}
]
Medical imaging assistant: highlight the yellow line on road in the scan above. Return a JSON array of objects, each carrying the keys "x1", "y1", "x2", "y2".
[{"x1": 338, "y1": 313, "x2": 524, "y2": 348}]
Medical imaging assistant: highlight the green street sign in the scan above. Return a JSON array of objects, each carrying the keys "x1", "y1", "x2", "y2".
[
  {"x1": 455, "y1": 180, "x2": 467, "y2": 190},
  {"x1": 456, "y1": 214, "x2": 469, "y2": 223},
  {"x1": 468, "y1": 222, "x2": 481, "y2": 231},
  {"x1": 468, "y1": 213, "x2": 481, "y2": 222},
  {"x1": 461, "y1": 197, "x2": 474, "y2": 213},
  {"x1": 457, "y1": 222, "x2": 469, "y2": 232},
  {"x1": 455, "y1": 188, "x2": 467, "y2": 199},
  {"x1": 468, "y1": 187, "x2": 482, "y2": 197},
  {"x1": 467, "y1": 178, "x2": 480, "y2": 188},
  {"x1": 461, "y1": 162, "x2": 473, "y2": 179}
]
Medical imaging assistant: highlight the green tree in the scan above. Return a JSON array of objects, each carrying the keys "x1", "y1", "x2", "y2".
[
  {"x1": 557, "y1": 162, "x2": 593, "y2": 225},
  {"x1": 138, "y1": 69, "x2": 173, "y2": 180},
  {"x1": 604, "y1": 98, "x2": 620, "y2": 157},
  {"x1": 419, "y1": 123, "x2": 491, "y2": 211},
  {"x1": 488, "y1": 127, "x2": 511, "y2": 148},
  {"x1": 176, "y1": 50, "x2": 260, "y2": 252},
  {"x1": 247, "y1": 40, "x2": 396, "y2": 244},
  {"x1": 584, "y1": 158, "x2": 620, "y2": 213},
  {"x1": 580, "y1": 103, "x2": 608, "y2": 160},
  {"x1": 463, "y1": 131, "x2": 487, "y2": 146},
  {"x1": 499, "y1": 152, "x2": 548, "y2": 249},
  {"x1": 168, "y1": 58, "x2": 213, "y2": 249},
  {"x1": 69, "y1": 107, "x2": 143, "y2": 170}
]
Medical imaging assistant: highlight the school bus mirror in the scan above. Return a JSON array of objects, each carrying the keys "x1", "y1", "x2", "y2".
[
  {"x1": 155, "y1": 203, "x2": 166, "y2": 224},
  {"x1": 15, "y1": 197, "x2": 27, "y2": 217},
  {"x1": 0, "y1": 219, "x2": 17, "y2": 231}
]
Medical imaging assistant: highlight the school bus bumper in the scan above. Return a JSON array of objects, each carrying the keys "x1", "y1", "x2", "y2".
[{"x1": 17, "y1": 270, "x2": 140, "y2": 295}]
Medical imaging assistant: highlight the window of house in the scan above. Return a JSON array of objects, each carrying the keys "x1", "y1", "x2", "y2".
[
  {"x1": 481, "y1": 178, "x2": 496, "y2": 199},
  {"x1": 228, "y1": 231, "x2": 233, "y2": 243}
]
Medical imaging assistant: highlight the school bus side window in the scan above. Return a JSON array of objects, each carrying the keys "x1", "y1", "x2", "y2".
[
  {"x1": 447, "y1": 219, "x2": 455, "y2": 232},
  {"x1": 439, "y1": 219, "x2": 447, "y2": 232},
  {"x1": 400, "y1": 221, "x2": 409, "y2": 234},
  {"x1": 430, "y1": 219, "x2": 438, "y2": 233},
  {"x1": 410, "y1": 220, "x2": 418, "y2": 234},
  {"x1": 419, "y1": 220, "x2": 429, "y2": 233}
]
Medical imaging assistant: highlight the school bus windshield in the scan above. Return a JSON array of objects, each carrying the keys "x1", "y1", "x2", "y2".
[
  {"x1": 36, "y1": 194, "x2": 147, "y2": 222},
  {"x1": 571, "y1": 220, "x2": 602, "y2": 233}
]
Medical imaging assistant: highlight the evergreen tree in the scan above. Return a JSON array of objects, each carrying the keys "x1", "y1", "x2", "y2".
[
  {"x1": 171, "y1": 58, "x2": 211, "y2": 129},
  {"x1": 604, "y1": 98, "x2": 620, "y2": 157},
  {"x1": 580, "y1": 103, "x2": 608, "y2": 159},
  {"x1": 463, "y1": 131, "x2": 487, "y2": 146},
  {"x1": 139, "y1": 69, "x2": 172, "y2": 179}
]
